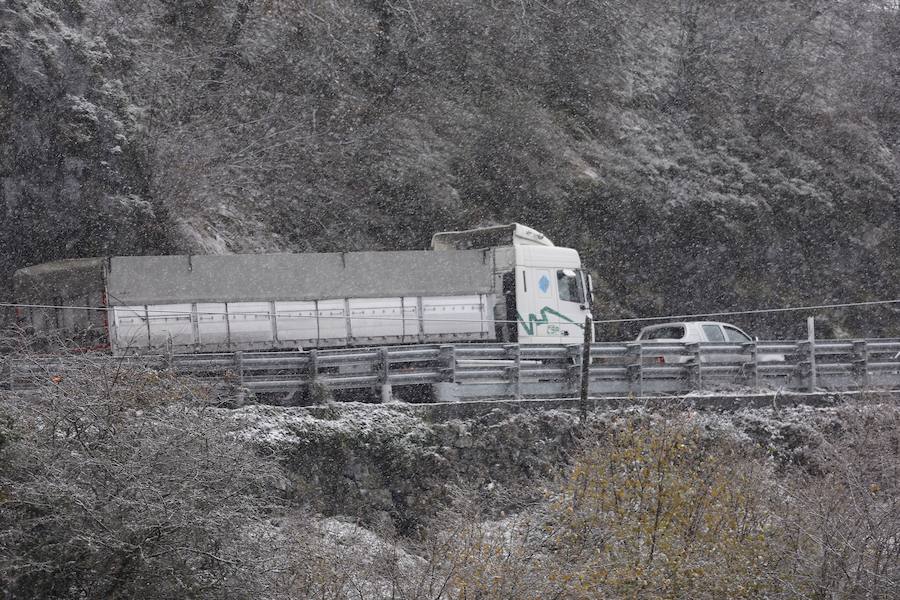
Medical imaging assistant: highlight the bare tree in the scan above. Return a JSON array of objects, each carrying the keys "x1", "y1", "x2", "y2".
[
  {"x1": 776, "y1": 398, "x2": 900, "y2": 599},
  {"x1": 0, "y1": 354, "x2": 289, "y2": 599}
]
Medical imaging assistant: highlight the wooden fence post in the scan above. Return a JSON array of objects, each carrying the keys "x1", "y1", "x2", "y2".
[
  {"x1": 580, "y1": 316, "x2": 591, "y2": 422},
  {"x1": 807, "y1": 317, "x2": 817, "y2": 392}
]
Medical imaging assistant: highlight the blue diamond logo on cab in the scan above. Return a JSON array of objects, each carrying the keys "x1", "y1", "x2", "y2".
[{"x1": 538, "y1": 275, "x2": 550, "y2": 293}]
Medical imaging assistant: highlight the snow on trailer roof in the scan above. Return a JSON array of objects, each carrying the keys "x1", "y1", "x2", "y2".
[
  {"x1": 13, "y1": 257, "x2": 107, "y2": 301},
  {"x1": 16, "y1": 250, "x2": 497, "y2": 306},
  {"x1": 431, "y1": 223, "x2": 554, "y2": 251}
]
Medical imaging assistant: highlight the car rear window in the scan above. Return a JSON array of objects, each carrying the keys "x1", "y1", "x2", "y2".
[{"x1": 641, "y1": 326, "x2": 685, "y2": 340}]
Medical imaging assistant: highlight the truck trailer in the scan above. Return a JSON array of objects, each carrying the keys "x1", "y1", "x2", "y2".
[{"x1": 13, "y1": 224, "x2": 593, "y2": 355}]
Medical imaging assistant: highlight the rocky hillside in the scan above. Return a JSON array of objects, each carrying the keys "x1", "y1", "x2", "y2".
[
  {"x1": 231, "y1": 398, "x2": 878, "y2": 532},
  {"x1": 2, "y1": 0, "x2": 899, "y2": 337},
  {"x1": 4, "y1": 359, "x2": 898, "y2": 598}
]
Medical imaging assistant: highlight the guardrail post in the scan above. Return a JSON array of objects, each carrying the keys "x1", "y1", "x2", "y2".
[
  {"x1": 164, "y1": 337, "x2": 174, "y2": 371},
  {"x1": 438, "y1": 345, "x2": 456, "y2": 382},
  {"x1": 515, "y1": 344, "x2": 522, "y2": 401},
  {"x1": 234, "y1": 351, "x2": 244, "y2": 387},
  {"x1": 308, "y1": 349, "x2": 318, "y2": 386},
  {"x1": 743, "y1": 342, "x2": 758, "y2": 389},
  {"x1": 852, "y1": 340, "x2": 869, "y2": 388},
  {"x1": 796, "y1": 341, "x2": 810, "y2": 392},
  {"x1": 504, "y1": 344, "x2": 521, "y2": 400},
  {"x1": 566, "y1": 344, "x2": 582, "y2": 394},
  {"x1": 378, "y1": 347, "x2": 392, "y2": 403},
  {"x1": 625, "y1": 342, "x2": 642, "y2": 397},
  {"x1": 688, "y1": 343, "x2": 702, "y2": 391}
]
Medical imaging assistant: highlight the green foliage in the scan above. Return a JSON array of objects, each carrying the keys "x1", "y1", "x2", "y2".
[
  {"x1": 543, "y1": 423, "x2": 776, "y2": 598},
  {"x1": 436, "y1": 405, "x2": 900, "y2": 599}
]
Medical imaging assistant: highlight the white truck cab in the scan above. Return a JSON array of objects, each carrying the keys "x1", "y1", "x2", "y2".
[
  {"x1": 514, "y1": 244, "x2": 591, "y2": 342},
  {"x1": 432, "y1": 223, "x2": 593, "y2": 345}
]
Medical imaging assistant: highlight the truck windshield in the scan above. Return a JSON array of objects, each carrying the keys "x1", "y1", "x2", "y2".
[{"x1": 557, "y1": 269, "x2": 585, "y2": 304}]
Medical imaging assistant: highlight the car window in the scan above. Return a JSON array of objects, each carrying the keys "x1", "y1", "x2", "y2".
[
  {"x1": 723, "y1": 326, "x2": 751, "y2": 343},
  {"x1": 702, "y1": 324, "x2": 726, "y2": 342},
  {"x1": 557, "y1": 269, "x2": 585, "y2": 303},
  {"x1": 640, "y1": 326, "x2": 685, "y2": 340}
]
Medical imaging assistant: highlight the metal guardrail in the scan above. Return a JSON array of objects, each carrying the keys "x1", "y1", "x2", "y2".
[{"x1": 6, "y1": 339, "x2": 900, "y2": 400}]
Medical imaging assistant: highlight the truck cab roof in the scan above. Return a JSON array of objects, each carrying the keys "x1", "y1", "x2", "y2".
[{"x1": 431, "y1": 223, "x2": 554, "y2": 251}]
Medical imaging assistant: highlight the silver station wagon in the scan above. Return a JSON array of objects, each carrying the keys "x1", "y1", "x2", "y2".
[{"x1": 636, "y1": 321, "x2": 785, "y2": 363}]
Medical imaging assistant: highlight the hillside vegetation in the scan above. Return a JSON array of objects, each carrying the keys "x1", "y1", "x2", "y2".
[
  {"x1": 1, "y1": 0, "x2": 899, "y2": 337},
  {"x1": 2, "y1": 361, "x2": 899, "y2": 598}
]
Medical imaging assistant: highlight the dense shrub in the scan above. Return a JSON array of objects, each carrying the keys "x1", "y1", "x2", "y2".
[{"x1": 433, "y1": 405, "x2": 900, "y2": 599}]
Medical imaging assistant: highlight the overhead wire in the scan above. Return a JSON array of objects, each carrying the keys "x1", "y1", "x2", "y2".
[{"x1": 592, "y1": 298, "x2": 900, "y2": 325}]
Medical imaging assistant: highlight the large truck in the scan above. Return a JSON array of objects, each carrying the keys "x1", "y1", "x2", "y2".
[{"x1": 13, "y1": 224, "x2": 593, "y2": 355}]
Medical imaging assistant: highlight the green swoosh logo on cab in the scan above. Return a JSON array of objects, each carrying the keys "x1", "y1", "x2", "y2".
[{"x1": 517, "y1": 307, "x2": 582, "y2": 336}]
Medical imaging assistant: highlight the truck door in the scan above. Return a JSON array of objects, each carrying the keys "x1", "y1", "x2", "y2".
[{"x1": 516, "y1": 267, "x2": 561, "y2": 342}]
